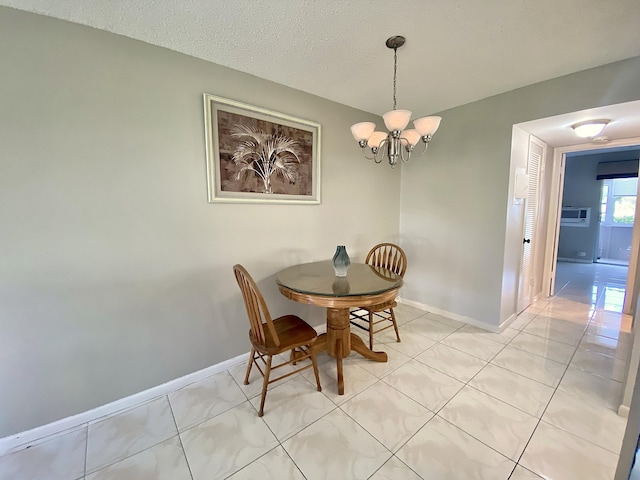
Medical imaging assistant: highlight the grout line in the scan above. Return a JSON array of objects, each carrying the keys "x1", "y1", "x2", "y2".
[
  {"x1": 83, "y1": 396, "x2": 178, "y2": 476},
  {"x1": 82, "y1": 424, "x2": 89, "y2": 480},
  {"x1": 167, "y1": 395, "x2": 195, "y2": 480},
  {"x1": 280, "y1": 444, "x2": 309, "y2": 480}
]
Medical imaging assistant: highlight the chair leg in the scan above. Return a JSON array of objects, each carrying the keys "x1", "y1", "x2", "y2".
[
  {"x1": 368, "y1": 310, "x2": 374, "y2": 350},
  {"x1": 244, "y1": 347, "x2": 256, "y2": 385},
  {"x1": 310, "y1": 347, "x2": 322, "y2": 392},
  {"x1": 258, "y1": 355, "x2": 273, "y2": 417},
  {"x1": 390, "y1": 308, "x2": 401, "y2": 343}
]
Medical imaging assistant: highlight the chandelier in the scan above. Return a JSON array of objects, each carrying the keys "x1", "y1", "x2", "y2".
[{"x1": 350, "y1": 36, "x2": 442, "y2": 167}]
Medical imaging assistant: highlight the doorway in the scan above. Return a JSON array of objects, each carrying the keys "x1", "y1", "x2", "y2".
[
  {"x1": 543, "y1": 141, "x2": 640, "y2": 309},
  {"x1": 597, "y1": 177, "x2": 638, "y2": 266}
]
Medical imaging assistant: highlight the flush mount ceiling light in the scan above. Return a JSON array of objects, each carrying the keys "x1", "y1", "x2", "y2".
[
  {"x1": 571, "y1": 119, "x2": 610, "y2": 138},
  {"x1": 350, "y1": 36, "x2": 441, "y2": 167}
]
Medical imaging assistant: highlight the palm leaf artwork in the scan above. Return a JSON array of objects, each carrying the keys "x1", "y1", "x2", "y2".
[{"x1": 231, "y1": 124, "x2": 302, "y2": 194}]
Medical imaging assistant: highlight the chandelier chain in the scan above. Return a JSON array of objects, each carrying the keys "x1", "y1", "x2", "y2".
[{"x1": 392, "y1": 47, "x2": 397, "y2": 110}]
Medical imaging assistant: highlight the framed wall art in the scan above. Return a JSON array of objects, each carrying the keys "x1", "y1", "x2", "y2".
[{"x1": 203, "y1": 94, "x2": 321, "y2": 204}]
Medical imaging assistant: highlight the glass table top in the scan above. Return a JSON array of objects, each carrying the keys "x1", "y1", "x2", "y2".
[{"x1": 276, "y1": 261, "x2": 402, "y2": 297}]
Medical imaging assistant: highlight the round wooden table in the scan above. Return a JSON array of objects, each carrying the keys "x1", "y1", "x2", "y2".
[{"x1": 276, "y1": 261, "x2": 402, "y2": 395}]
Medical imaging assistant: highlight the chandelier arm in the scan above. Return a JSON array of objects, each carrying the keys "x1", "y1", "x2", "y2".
[
  {"x1": 396, "y1": 137, "x2": 408, "y2": 163},
  {"x1": 409, "y1": 139, "x2": 431, "y2": 158},
  {"x1": 373, "y1": 138, "x2": 390, "y2": 163},
  {"x1": 397, "y1": 135, "x2": 415, "y2": 163},
  {"x1": 360, "y1": 148, "x2": 377, "y2": 161},
  {"x1": 401, "y1": 146, "x2": 411, "y2": 163}
]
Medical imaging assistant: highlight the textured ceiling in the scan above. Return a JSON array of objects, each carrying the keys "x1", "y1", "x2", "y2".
[{"x1": 2, "y1": 0, "x2": 640, "y2": 118}]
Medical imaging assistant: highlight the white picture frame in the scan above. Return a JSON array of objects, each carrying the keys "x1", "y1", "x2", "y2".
[{"x1": 203, "y1": 94, "x2": 321, "y2": 204}]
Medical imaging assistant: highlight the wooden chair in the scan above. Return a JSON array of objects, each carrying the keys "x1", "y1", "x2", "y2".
[
  {"x1": 233, "y1": 264, "x2": 322, "y2": 417},
  {"x1": 349, "y1": 243, "x2": 407, "y2": 349}
]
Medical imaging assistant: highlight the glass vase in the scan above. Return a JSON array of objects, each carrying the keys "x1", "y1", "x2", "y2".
[{"x1": 332, "y1": 245, "x2": 351, "y2": 277}]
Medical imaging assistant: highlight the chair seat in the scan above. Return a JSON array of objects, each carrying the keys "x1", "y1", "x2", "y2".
[
  {"x1": 251, "y1": 314, "x2": 317, "y2": 354},
  {"x1": 359, "y1": 300, "x2": 397, "y2": 313}
]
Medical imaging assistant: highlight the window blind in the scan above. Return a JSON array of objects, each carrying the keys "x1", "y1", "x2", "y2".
[{"x1": 596, "y1": 160, "x2": 639, "y2": 180}]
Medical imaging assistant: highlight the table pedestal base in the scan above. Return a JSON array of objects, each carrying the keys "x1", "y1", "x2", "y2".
[{"x1": 314, "y1": 307, "x2": 388, "y2": 395}]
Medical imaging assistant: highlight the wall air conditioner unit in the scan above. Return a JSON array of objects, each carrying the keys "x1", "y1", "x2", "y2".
[{"x1": 560, "y1": 207, "x2": 591, "y2": 227}]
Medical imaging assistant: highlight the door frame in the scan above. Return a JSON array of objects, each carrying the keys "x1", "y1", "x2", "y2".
[{"x1": 542, "y1": 136, "x2": 640, "y2": 311}]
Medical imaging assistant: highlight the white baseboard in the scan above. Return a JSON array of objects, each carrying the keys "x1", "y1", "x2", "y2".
[
  {"x1": 0, "y1": 352, "x2": 249, "y2": 457},
  {"x1": 0, "y1": 324, "x2": 333, "y2": 457},
  {"x1": 619, "y1": 404, "x2": 630, "y2": 418},
  {"x1": 557, "y1": 257, "x2": 593, "y2": 264},
  {"x1": 533, "y1": 291, "x2": 547, "y2": 303},
  {"x1": 398, "y1": 298, "x2": 501, "y2": 333},
  {"x1": 498, "y1": 313, "x2": 518, "y2": 332}
]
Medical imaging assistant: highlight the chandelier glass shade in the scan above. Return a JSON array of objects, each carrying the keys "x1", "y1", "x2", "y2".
[{"x1": 350, "y1": 36, "x2": 442, "y2": 167}]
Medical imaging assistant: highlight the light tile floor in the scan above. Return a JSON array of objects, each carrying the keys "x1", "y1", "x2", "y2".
[{"x1": 0, "y1": 262, "x2": 633, "y2": 479}]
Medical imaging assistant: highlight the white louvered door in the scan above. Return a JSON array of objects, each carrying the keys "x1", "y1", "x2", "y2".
[{"x1": 517, "y1": 138, "x2": 544, "y2": 313}]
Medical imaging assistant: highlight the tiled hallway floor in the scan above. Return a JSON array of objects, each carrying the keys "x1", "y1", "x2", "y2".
[{"x1": 0, "y1": 262, "x2": 634, "y2": 479}]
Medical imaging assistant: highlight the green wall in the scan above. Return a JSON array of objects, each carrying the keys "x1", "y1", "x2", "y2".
[
  {"x1": 400, "y1": 55, "x2": 640, "y2": 326},
  {"x1": 0, "y1": 7, "x2": 401, "y2": 437}
]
